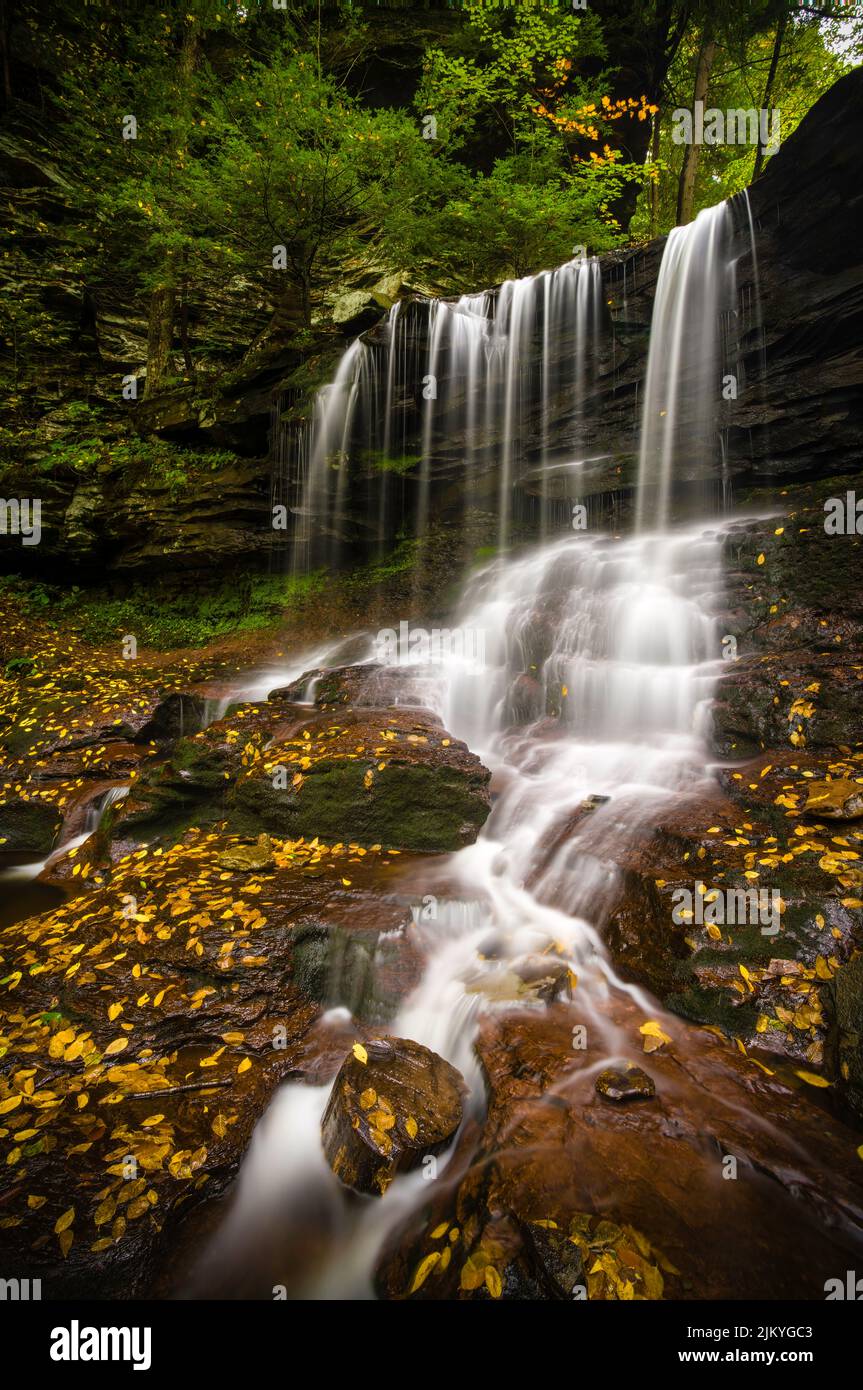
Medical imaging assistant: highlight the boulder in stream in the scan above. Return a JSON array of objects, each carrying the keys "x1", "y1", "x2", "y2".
[
  {"x1": 321, "y1": 1035, "x2": 466, "y2": 1196},
  {"x1": 595, "y1": 1064, "x2": 656, "y2": 1102}
]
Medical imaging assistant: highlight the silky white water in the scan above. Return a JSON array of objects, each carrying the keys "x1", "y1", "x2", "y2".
[
  {"x1": 290, "y1": 257, "x2": 604, "y2": 570},
  {"x1": 195, "y1": 208, "x2": 737, "y2": 1298},
  {"x1": 195, "y1": 520, "x2": 726, "y2": 1299},
  {"x1": 636, "y1": 202, "x2": 732, "y2": 530}
]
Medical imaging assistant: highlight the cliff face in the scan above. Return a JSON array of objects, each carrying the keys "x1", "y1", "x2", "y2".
[
  {"x1": 594, "y1": 66, "x2": 863, "y2": 501},
  {"x1": 1, "y1": 70, "x2": 862, "y2": 576}
]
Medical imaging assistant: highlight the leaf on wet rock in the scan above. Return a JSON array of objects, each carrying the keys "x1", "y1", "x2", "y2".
[
  {"x1": 54, "y1": 1206, "x2": 75, "y2": 1234},
  {"x1": 639, "y1": 1020, "x2": 671, "y2": 1053},
  {"x1": 409, "y1": 1251, "x2": 440, "y2": 1293},
  {"x1": 795, "y1": 1070, "x2": 831, "y2": 1088}
]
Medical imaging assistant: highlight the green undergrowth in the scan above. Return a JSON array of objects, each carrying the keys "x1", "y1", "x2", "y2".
[{"x1": 0, "y1": 570, "x2": 326, "y2": 649}]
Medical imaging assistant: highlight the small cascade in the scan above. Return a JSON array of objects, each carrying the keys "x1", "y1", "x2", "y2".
[
  {"x1": 0, "y1": 784, "x2": 131, "y2": 898},
  {"x1": 50, "y1": 783, "x2": 130, "y2": 861},
  {"x1": 285, "y1": 259, "x2": 605, "y2": 571}
]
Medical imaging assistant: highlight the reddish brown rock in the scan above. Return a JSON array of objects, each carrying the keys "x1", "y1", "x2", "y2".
[{"x1": 321, "y1": 1035, "x2": 465, "y2": 1196}]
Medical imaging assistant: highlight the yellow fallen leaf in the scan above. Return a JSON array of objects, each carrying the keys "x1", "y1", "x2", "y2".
[
  {"x1": 352, "y1": 1043, "x2": 368, "y2": 1065},
  {"x1": 94, "y1": 1198, "x2": 116, "y2": 1227},
  {"x1": 639, "y1": 1020, "x2": 671, "y2": 1052},
  {"x1": 54, "y1": 1207, "x2": 75, "y2": 1234},
  {"x1": 103, "y1": 1038, "x2": 129, "y2": 1056},
  {"x1": 795, "y1": 1070, "x2": 831, "y2": 1088},
  {"x1": 237, "y1": 1058, "x2": 252, "y2": 1074},
  {"x1": 409, "y1": 1251, "x2": 440, "y2": 1293}
]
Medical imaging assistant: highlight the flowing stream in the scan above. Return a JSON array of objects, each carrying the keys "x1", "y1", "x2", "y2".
[{"x1": 184, "y1": 203, "x2": 765, "y2": 1299}]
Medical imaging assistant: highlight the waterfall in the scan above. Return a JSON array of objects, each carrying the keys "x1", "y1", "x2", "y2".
[
  {"x1": 635, "y1": 202, "x2": 733, "y2": 531},
  {"x1": 284, "y1": 259, "x2": 605, "y2": 570},
  {"x1": 197, "y1": 201, "x2": 752, "y2": 1300}
]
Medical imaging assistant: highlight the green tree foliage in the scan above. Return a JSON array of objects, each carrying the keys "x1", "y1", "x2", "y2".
[
  {"x1": 2, "y1": 0, "x2": 855, "y2": 402},
  {"x1": 631, "y1": 2, "x2": 853, "y2": 238},
  {"x1": 195, "y1": 48, "x2": 429, "y2": 322}
]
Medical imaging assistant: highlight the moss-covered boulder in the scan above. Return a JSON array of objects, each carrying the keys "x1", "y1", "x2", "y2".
[
  {"x1": 0, "y1": 794, "x2": 62, "y2": 852},
  {"x1": 112, "y1": 701, "x2": 491, "y2": 854},
  {"x1": 229, "y1": 707, "x2": 490, "y2": 852}
]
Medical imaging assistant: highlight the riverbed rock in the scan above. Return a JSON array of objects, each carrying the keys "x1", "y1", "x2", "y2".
[
  {"x1": 0, "y1": 793, "x2": 62, "y2": 852},
  {"x1": 520, "y1": 1219, "x2": 587, "y2": 1299},
  {"x1": 215, "y1": 833, "x2": 276, "y2": 871},
  {"x1": 109, "y1": 699, "x2": 491, "y2": 854},
  {"x1": 0, "y1": 828, "x2": 426, "y2": 1296},
  {"x1": 228, "y1": 706, "x2": 491, "y2": 851},
  {"x1": 803, "y1": 779, "x2": 863, "y2": 821},
  {"x1": 376, "y1": 1000, "x2": 863, "y2": 1300},
  {"x1": 321, "y1": 1035, "x2": 466, "y2": 1196},
  {"x1": 270, "y1": 662, "x2": 443, "y2": 713},
  {"x1": 595, "y1": 1064, "x2": 656, "y2": 1102}
]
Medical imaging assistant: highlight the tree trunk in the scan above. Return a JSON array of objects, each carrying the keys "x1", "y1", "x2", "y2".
[
  {"x1": 648, "y1": 110, "x2": 662, "y2": 239},
  {"x1": 144, "y1": 24, "x2": 198, "y2": 396},
  {"x1": 0, "y1": 0, "x2": 12, "y2": 106},
  {"x1": 676, "y1": 30, "x2": 717, "y2": 227},
  {"x1": 753, "y1": 9, "x2": 787, "y2": 181},
  {"x1": 144, "y1": 284, "x2": 176, "y2": 398}
]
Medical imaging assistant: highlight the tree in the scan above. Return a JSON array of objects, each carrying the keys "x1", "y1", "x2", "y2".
[
  {"x1": 197, "y1": 49, "x2": 425, "y2": 325},
  {"x1": 54, "y1": 3, "x2": 237, "y2": 393},
  {"x1": 676, "y1": 20, "x2": 717, "y2": 224}
]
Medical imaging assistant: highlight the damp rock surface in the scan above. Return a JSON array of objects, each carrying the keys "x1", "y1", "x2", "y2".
[
  {"x1": 321, "y1": 1035, "x2": 466, "y2": 1196},
  {"x1": 595, "y1": 1064, "x2": 656, "y2": 1102}
]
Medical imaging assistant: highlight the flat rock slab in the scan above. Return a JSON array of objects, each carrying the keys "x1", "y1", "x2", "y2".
[
  {"x1": 111, "y1": 701, "x2": 491, "y2": 854},
  {"x1": 322, "y1": 1035, "x2": 466, "y2": 1196}
]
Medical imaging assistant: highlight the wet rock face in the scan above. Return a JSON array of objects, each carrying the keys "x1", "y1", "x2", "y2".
[
  {"x1": 832, "y1": 956, "x2": 863, "y2": 1125},
  {"x1": 321, "y1": 1036, "x2": 465, "y2": 1196},
  {"x1": 270, "y1": 662, "x2": 443, "y2": 713},
  {"x1": 376, "y1": 1002, "x2": 863, "y2": 1302},
  {"x1": 0, "y1": 796, "x2": 62, "y2": 852},
  {"x1": 711, "y1": 507, "x2": 863, "y2": 761}
]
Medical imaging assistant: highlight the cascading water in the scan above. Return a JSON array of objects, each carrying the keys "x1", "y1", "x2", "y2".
[
  {"x1": 191, "y1": 209, "x2": 749, "y2": 1300},
  {"x1": 635, "y1": 202, "x2": 733, "y2": 531},
  {"x1": 284, "y1": 258, "x2": 605, "y2": 572}
]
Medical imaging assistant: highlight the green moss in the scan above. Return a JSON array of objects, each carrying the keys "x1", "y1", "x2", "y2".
[
  {"x1": 2, "y1": 570, "x2": 326, "y2": 650},
  {"x1": 665, "y1": 984, "x2": 759, "y2": 1038},
  {"x1": 344, "y1": 537, "x2": 420, "y2": 589},
  {"x1": 359, "y1": 450, "x2": 421, "y2": 475}
]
